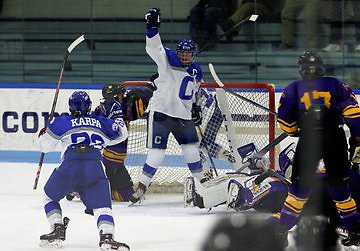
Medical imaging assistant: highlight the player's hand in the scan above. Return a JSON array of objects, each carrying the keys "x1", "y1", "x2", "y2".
[
  {"x1": 100, "y1": 99, "x2": 123, "y2": 119},
  {"x1": 352, "y1": 146, "x2": 360, "y2": 163},
  {"x1": 192, "y1": 104, "x2": 202, "y2": 126},
  {"x1": 145, "y1": 8, "x2": 161, "y2": 29},
  {"x1": 349, "y1": 137, "x2": 360, "y2": 164},
  {"x1": 38, "y1": 127, "x2": 47, "y2": 137}
]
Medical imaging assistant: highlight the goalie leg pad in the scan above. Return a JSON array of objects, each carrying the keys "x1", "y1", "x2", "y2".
[{"x1": 193, "y1": 175, "x2": 230, "y2": 208}]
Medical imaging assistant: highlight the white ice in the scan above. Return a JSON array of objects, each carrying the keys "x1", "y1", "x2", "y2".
[
  {"x1": 1, "y1": 163, "x2": 349, "y2": 251},
  {"x1": 0, "y1": 163, "x2": 226, "y2": 251}
]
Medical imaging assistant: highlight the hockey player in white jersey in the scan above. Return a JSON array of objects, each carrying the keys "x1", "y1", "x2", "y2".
[
  {"x1": 38, "y1": 91, "x2": 130, "y2": 250},
  {"x1": 130, "y1": 7, "x2": 209, "y2": 203}
]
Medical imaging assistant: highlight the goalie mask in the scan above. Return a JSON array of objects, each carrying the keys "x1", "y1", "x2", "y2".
[
  {"x1": 102, "y1": 84, "x2": 126, "y2": 102},
  {"x1": 176, "y1": 39, "x2": 196, "y2": 68},
  {"x1": 298, "y1": 51, "x2": 324, "y2": 81},
  {"x1": 68, "y1": 91, "x2": 92, "y2": 116}
]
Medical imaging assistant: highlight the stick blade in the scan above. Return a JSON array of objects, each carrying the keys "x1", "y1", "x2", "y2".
[
  {"x1": 67, "y1": 34, "x2": 85, "y2": 53},
  {"x1": 249, "y1": 14, "x2": 258, "y2": 22},
  {"x1": 208, "y1": 63, "x2": 224, "y2": 87}
]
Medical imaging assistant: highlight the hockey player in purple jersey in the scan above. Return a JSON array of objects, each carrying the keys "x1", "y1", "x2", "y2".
[
  {"x1": 130, "y1": 8, "x2": 210, "y2": 203},
  {"x1": 38, "y1": 91, "x2": 130, "y2": 250},
  {"x1": 270, "y1": 51, "x2": 360, "y2": 249},
  {"x1": 94, "y1": 83, "x2": 152, "y2": 202}
]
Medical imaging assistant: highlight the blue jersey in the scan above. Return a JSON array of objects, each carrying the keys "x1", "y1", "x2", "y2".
[
  {"x1": 278, "y1": 77, "x2": 360, "y2": 137},
  {"x1": 39, "y1": 114, "x2": 128, "y2": 158}
]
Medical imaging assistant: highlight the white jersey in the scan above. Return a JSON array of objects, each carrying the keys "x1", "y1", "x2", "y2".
[{"x1": 146, "y1": 33, "x2": 203, "y2": 120}]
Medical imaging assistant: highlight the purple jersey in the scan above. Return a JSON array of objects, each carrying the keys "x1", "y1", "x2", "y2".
[{"x1": 278, "y1": 77, "x2": 360, "y2": 137}]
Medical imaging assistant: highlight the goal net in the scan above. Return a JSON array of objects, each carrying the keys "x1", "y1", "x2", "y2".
[{"x1": 122, "y1": 81, "x2": 276, "y2": 190}]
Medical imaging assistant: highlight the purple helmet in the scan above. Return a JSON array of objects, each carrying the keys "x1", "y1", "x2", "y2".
[
  {"x1": 68, "y1": 91, "x2": 92, "y2": 116},
  {"x1": 176, "y1": 39, "x2": 196, "y2": 67}
]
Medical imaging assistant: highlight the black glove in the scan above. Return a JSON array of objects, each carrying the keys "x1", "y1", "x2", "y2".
[
  {"x1": 192, "y1": 104, "x2": 202, "y2": 126},
  {"x1": 145, "y1": 8, "x2": 161, "y2": 29},
  {"x1": 100, "y1": 99, "x2": 123, "y2": 119}
]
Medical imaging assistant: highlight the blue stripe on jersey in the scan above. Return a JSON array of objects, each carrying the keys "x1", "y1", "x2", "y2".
[
  {"x1": 165, "y1": 48, "x2": 182, "y2": 68},
  {"x1": 97, "y1": 214, "x2": 114, "y2": 226}
]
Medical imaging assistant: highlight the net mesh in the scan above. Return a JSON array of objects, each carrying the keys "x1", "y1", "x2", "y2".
[{"x1": 123, "y1": 81, "x2": 276, "y2": 189}]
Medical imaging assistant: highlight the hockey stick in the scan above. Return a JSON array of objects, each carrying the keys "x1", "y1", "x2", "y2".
[
  {"x1": 209, "y1": 63, "x2": 278, "y2": 116},
  {"x1": 197, "y1": 14, "x2": 258, "y2": 55},
  {"x1": 33, "y1": 34, "x2": 86, "y2": 190},
  {"x1": 197, "y1": 126, "x2": 218, "y2": 176}
]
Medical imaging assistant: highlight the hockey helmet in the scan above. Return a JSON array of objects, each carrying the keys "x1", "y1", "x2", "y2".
[
  {"x1": 102, "y1": 84, "x2": 126, "y2": 101},
  {"x1": 176, "y1": 39, "x2": 196, "y2": 68},
  {"x1": 278, "y1": 142, "x2": 295, "y2": 179},
  {"x1": 68, "y1": 91, "x2": 92, "y2": 116},
  {"x1": 298, "y1": 51, "x2": 324, "y2": 81}
]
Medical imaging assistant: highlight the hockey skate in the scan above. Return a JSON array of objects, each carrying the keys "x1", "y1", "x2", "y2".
[
  {"x1": 342, "y1": 231, "x2": 360, "y2": 251},
  {"x1": 39, "y1": 217, "x2": 70, "y2": 248},
  {"x1": 99, "y1": 230, "x2": 130, "y2": 251},
  {"x1": 129, "y1": 182, "x2": 146, "y2": 204},
  {"x1": 184, "y1": 176, "x2": 196, "y2": 207}
]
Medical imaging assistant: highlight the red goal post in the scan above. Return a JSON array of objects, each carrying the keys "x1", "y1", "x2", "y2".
[{"x1": 122, "y1": 81, "x2": 276, "y2": 187}]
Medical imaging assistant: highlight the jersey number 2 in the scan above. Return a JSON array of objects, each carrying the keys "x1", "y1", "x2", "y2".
[{"x1": 71, "y1": 132, "x2": 105, "y2": 149}]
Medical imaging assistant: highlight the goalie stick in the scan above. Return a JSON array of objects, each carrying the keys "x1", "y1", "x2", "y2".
[
  {"x1": 33, "y1": 34, "x2": 86, "y2": 190},
  {"x1": 209, "y1": 63, "x2": 290, "y2": 183},
  {"x1": 209, "y1": 63, "x2": 278, "y2": 116},
  {"x1": 197, "y1": 14, "x2": 258, "y2": 55}
]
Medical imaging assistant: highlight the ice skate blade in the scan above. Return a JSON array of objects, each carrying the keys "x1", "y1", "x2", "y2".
[
  {"x1": 39, "y1": 239, "x2": 64, "y2": 248},
  {"x1": 100, "y1": 243, "x2": 130, "y2": 250}
]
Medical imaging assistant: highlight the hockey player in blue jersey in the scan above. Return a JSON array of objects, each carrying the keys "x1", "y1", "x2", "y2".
[
  {"x1": 130, "y1": 7, "x2": 210, "y2": 203},
  {"x1": 38, "y1": 91, "x2": 130, "y2": 250},
  {"x1": 270, "y1": 51, "x2": 360, "y2": 249}
]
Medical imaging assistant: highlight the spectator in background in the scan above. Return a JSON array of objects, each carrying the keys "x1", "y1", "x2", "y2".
[
  {"x1": 219, "y1": 0, "x2": 283, "y2": 42},
  {"x1": 322, "y1": 0, "x2": 360, "y2": 52},
  {"x1": 189, "y1": 0, "x2": 236, "y2": 49},
  {"x1": 280, "y1": 0, "x2": 321, "y2": 50}
]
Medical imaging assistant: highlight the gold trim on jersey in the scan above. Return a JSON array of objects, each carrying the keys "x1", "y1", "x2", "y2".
[
  {"x1": 277, "y1": 118, "x2": 298, "y2": 136},
  {"x1": 343, "y1": 104, "x2": 360, "y2": 119},
  {"x1": 103, "y1": 148, "x2": 126, "y2": 163}
]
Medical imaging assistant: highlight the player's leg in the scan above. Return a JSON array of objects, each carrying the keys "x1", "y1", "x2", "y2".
[
  {"x1": 323, "y1": 130, "x2": 360, "y2": 247},
  {"x1": 130, "y1": 111, "x2": 169, "y2": 203},
  {"x1": 103, "y1": 142, "x2": 135, "y2": 202},
  {"x1": 40, "y1": 160, "x2": 76, "y2": 248},
  {"x1": 80, "y1": 160, "x2": 129, "y2": 250},
  {"x1": 171, "y1": 117, "x2": 211, "y2": 181}
]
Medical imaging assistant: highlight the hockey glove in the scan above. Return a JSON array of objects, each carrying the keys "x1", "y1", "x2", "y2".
[
  {"x1": 100, "y1": 99, "x2": 123, "y2": 119},
  {"x1": 192, "y1": 104, "x2": 202, "y2": 126},
  {"x1": 349, "y1": 137, "x2": 360, "y2": 164},
  {"x1": 145, "y1": 8, "x2": 161, "y2": 29}
]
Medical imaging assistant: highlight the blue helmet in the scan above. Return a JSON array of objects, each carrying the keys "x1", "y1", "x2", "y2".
[
  {"x1": 68, "y1": 91, "x2": 92, "y2": 116},
  {"x1": 176, "y1": 39, "x2": 196, "y2": 67}
]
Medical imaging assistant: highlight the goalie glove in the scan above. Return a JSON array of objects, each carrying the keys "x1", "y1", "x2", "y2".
[
  {"x1": 191, "y1": 104, "x2": 202, "y2": 126},
  {"x1": 145, "y1": 8, "x2": 161, "y2": 29}
]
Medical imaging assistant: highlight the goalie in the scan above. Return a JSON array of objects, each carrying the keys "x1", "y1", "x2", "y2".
[{"x1": 184, "y1": 142, "x2": 294, "y2": 213}]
